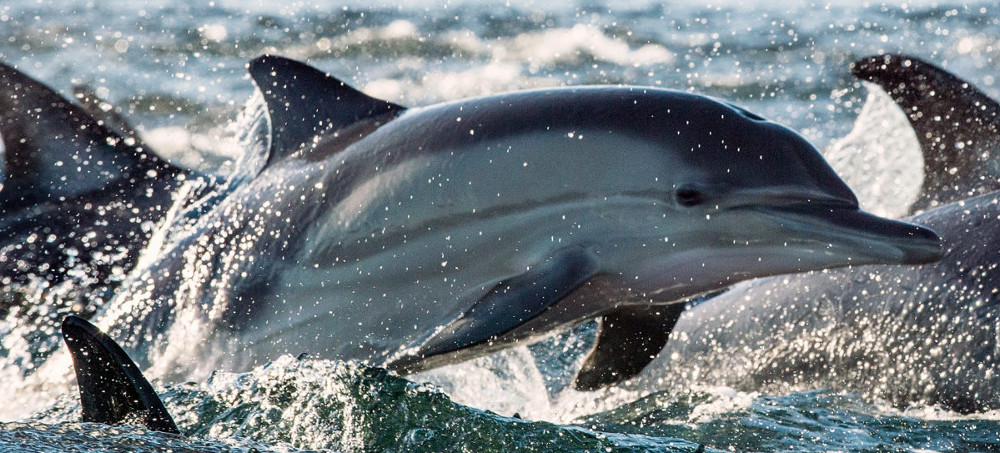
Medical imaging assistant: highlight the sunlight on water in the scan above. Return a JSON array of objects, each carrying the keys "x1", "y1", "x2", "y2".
[{"x1": 823, "y1": 84, "x2": 923, "y2": 218}]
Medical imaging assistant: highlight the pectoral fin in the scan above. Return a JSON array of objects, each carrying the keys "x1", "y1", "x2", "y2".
[
  {"x1": 573, "y1": 303, "x2": 686, "y2": 391},
  {"x1": 388, "y1": 246, "x2": 599, "y2": 374},
  {"x1": 61, "y1": 316, "x2": 180, "y2": 434}
]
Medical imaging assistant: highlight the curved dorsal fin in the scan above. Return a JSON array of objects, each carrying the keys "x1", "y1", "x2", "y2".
[
  {"x1": 0, "y1": 62, "x2": 178, "y2": 211},
  {"x1": 62, "y1": 316, "x2": 180, "y2": 434},
  {"x1": 851, "y1": 54, "x2": 1000, "y2": 213},
  {"x1": 247, "y1": 55, "x2": 406, "y2": 168}
]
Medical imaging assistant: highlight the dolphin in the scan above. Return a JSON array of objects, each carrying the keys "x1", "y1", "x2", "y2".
[
  {"x1": 88, "y1": 55, "x2": 940, "y2": 389},
  {"x1": 0, "y1": 63, "x2": 204, "y2": 372},
  {"x1": 633, "y1": 54, "x2": 1000, "y2": 413},
  {"x1": 0, "y1": 62, "x2": 194, "y2": 301},
  {"x1": 851, "y1": 53, "x2": 1000, "y2": 212}
]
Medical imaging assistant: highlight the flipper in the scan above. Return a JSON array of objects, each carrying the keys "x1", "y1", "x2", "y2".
[
  {"x1": 573, "y1": 303, "x2": 686, "y2": 391},
  {"x1": 388, "y1": 246, "x2": 600, "y2": 373},
  {"x1": 0, "y1": 62, "x2": 179, "y2": 211},
  {"x1": 851, "y1": 54, "x2": 1000, "y2": 212},
  {"x1": 247, "y1": 55, "x2": 406, "y2": 167},
  {"x1": 61, "y1": 315, "x2": 180, "y2": 434}
]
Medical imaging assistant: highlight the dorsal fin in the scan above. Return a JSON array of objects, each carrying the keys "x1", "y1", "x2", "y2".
[
  {"x1": 0, "y1": 62, "x2": 178, "y2": 212},
  {"x1": 72, "y1": 85, "x2": 142, "y2": 142},
  {"x1": 851, "y1": 54, "x2": 1000, "y2": 213},
  {"x1": 247, "y1": 55, "x2": 406, "y2": 168},
  {"x1": 61, "y1": 315, "x2": 180, "y2": 434}
]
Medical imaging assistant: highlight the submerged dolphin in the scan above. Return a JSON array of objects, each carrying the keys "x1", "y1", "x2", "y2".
[
  {"x1": 0, "y1": 63, "x2": 196, "y2": 324},
  {"x1": 635, "y1": 54, "x2": 1000, "y2": 413},
  {"x1": 89, "y1": 55, "x2": 940, "y2": 388}
]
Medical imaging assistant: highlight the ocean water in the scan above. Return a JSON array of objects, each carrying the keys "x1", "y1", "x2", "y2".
[{"x1": 1, "y1": 0, "x2": 999, "y2": 451}]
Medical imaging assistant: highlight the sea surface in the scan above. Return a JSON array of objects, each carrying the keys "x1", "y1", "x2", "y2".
[{"x1": 1, "y1": 0, "x2": 999, "y2": 451}]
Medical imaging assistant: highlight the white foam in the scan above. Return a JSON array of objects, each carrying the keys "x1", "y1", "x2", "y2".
[
  {"x1": 142, "y1": 126, "x2": 242, "y2": 173},
  {"x1": 497, "y1": 24, "x2": 675, "y2": 68},
  {"x1": 823, "y1": 84, "x2": 923, "y2": 218},
  {"x1": 685, "y1": 385, "x2": 758, "y2": 424},
  {"x1": 412, "y1": 343, "x2": 645, "y2": 424},
  {"x1": 364, "y1": 62, "x2": 558, "y2": 103},
  {"x1": 413, "y1": 346, "x2": 555, "y2": 419},
  {"x1": 278, "y1": 22, "x2": 673, "y2": 105}
]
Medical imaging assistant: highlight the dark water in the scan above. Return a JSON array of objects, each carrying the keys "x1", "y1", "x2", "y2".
[
  {"x1": 15, "y1": 355, "x2": 999, "y2": 452},
  {"x1": 1, "y1": 1, "x2": 999, "y2": 451}
]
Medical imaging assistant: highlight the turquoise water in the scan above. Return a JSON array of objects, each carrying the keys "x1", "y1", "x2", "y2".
[
  {"x1": 17, "y1": 355, "x2": 1000, "y2": 452},
  {"x1": 1, "y1": 1, "x2": 999, "y2": 451}
]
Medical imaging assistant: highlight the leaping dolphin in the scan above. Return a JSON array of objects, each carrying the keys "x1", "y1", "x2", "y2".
[
  {"x1": 634, "y1": 54, "x2": 1000, "y2": 413},
  {"x1": 87, "y1": 55, "x2": 940, "y2": 388}
]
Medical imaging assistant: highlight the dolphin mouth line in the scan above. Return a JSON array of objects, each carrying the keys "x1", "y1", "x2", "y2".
[{"x1": 745, "y1": 204, "x2": 942, "y2": 265}]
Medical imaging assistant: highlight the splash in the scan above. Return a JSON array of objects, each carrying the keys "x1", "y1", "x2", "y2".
[
  {"x1": 29, "y1": 355, "x2": 700, "y2": 452},
  {"x1": 823, "y1": 84, "x2": 923, "y2": 218}
]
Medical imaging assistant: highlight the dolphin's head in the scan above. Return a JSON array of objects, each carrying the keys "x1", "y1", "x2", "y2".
[{"x1": 568, "y1": 90, "x2": 943, "y2": 299}]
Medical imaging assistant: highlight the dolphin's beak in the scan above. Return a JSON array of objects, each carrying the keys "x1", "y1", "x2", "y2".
[{"x1": 759, "y1": 204, "x2": 943, "y2": 266}]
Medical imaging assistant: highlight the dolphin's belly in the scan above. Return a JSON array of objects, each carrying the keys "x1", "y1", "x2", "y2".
[{"x1": 225, "y1": 198, "x2": 663, "y2": 367}]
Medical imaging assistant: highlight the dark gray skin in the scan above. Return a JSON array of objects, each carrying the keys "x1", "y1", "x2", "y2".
[
  {"x1": 62, "y1": 315, "x2": 180, "y2": 434},
  {"x1": 632, "y1": 54, "x2": 1000, "y2": 413},
  {"x1": 0, "y1": 63, "x2": 198, "y2": 367},
  {"x1": 0, "y1": 62, "x2": 190, "y2": 298}
]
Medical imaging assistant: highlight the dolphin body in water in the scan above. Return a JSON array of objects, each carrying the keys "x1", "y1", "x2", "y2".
[
  {"x1": 0, "y1": 63, "x2": 193, "y2": 303},
  {"x1": 0, "y1": 63, "x2": 199, "y2": 369},
  {"x1": 0, "y1": 63, "x2": 190, "y2": 291},
  {"x1": 87, "y1": 55, "x2": 940, "y2": 388},
  {"x1": 635, "y1": 54, "x2": 1000, "y2": 413}
]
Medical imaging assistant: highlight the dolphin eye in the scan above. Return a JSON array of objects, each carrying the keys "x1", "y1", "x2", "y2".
[{"x1": 675, "y1": 184, "x2": 706, "y2": 207}]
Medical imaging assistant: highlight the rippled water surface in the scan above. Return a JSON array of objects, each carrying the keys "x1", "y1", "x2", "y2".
[{"x1": 1, "y1": 0, "x2": 999, "y2": 451}]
